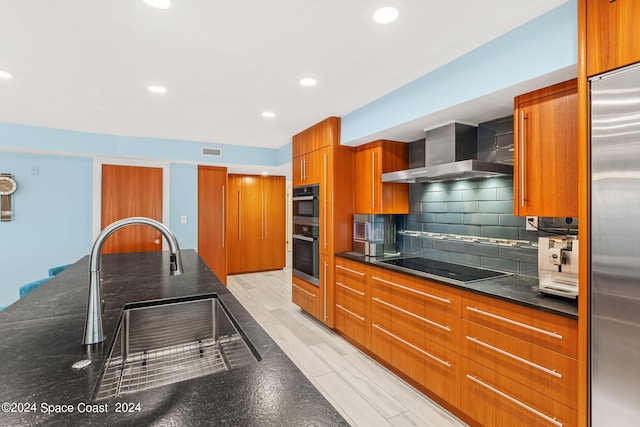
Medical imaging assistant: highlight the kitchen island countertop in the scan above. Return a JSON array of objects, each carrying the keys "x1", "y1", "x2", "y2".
[{"x1": 0, "y1": 250, "x2": 347, "y2": 426}]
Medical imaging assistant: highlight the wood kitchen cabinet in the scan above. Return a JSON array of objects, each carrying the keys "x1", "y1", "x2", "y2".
[
  {"x1": 227, "y1": 174, "x2": 286, "y2": 274},
  {"x1": 368, "y1": 265, "x2": 461, "y2": 407},
  {"x1": 584, "y1": 0, "x2": 640, "y2": 77},
  {"x1": 354, "y1": 140, "x2": 409, "y2": 214},
  {"x1": 513, "y1": 79, "x2": 578, "y2": 217},
  {"x1": 460, "y1": 292, "x2": 578, "y2": 427},
  {"x1": 335, "y1": 258, "x2": 368, "y2": 349},
  {"x1": 197, "y1": 166, "x2": 228, "y2": 285},
  {"x1": 291, "y1": 117, "x2": 354, "y2": 328}
]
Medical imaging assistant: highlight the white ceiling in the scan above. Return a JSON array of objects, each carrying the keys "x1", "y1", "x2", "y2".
[{"x1": 0, "y1": 0, "x2": 569, "y2": 155}]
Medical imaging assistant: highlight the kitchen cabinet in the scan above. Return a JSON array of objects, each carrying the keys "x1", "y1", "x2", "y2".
[
  {"x1": 332, "y1": 255, "x2": 579, "y2": 425},
  {"x1": 197, "y1": 166, "x2": 228, "y2": 285},
  {"x1": 227, "y1": 174, "x2": 286, "y2": 274},
  {"x1": 460, "y1": 292, "x2": 578, "y2": 427},
  {"x1": 513, "y1": 79, "x2": 578, "y2": 217},
  {"x1": 335, "y1": 258, "x2": 368, "y2": 349},
  {"x1": 584, "y1": 0, "x2": 640, "y2": 77},
  {"x1": 354, "y1": 140, "x2": 409, "y2": 214},
  {"x1": 368, "y1": 265, "x2": 461, "y2": 407},
  {"x1": 291, "y1": 117, "x2": 354, "y2": 328}
]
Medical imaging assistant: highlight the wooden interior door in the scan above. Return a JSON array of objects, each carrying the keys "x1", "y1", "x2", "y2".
[
  {"x1": 101, "y1": 164, "x2": 163, "y2": 254},
  {"x1": 198, "y1": 166, "x2": 228, "y2": 284},
  {"x1": 262, "y1": 175, "x2": 286, "y2": 270}
]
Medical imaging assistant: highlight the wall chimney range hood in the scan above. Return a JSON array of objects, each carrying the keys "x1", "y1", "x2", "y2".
[{"x1": 381, "y1": 122, "x2": 513, "y2": 183}]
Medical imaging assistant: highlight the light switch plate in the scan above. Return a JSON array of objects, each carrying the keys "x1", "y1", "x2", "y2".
[
  {"x1": 180, "y1": 215, "x2": 187, "y2": 224},
  {"x1": 526, "y1": 216, "x2": 538, "y2": 231}
]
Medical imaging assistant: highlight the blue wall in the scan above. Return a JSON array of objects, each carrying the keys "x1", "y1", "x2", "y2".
[
  {"x1": 341, "y1": 0, "x2": 577, "y2": 144},
  {"x1": 0, "y1": 152, "x2": 93, "y2": 305}
]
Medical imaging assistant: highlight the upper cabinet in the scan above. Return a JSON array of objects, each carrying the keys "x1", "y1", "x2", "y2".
[
  {"x1": 585, "y1": 0, "x2": 640, "y2": 77},
  {"x1": 354, "y1": 140, "x2": 409, "y2": 214},
  {"x1": 513, "y1": 79, "x2": 578, "y2": 217},
  {"x1": 292, "y1": 117, "x2": 340, "y2": 187}
]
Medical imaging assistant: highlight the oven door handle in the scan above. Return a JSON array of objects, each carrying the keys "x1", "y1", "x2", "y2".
[
  {"x1": 293, "y1": 234, "x2": 316, "y2": 242},
  {"x1": 293, "y1": 195, "x2": 316, "y2": 201}
]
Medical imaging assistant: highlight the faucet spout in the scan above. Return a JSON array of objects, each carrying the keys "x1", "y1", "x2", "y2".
[{"x1": 83, "y1": 217, "x2": 184, "y2": 345}]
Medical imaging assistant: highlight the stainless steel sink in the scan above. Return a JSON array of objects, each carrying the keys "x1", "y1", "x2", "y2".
[{"x1": 94, "y1": 294, "x2": 259, "y2": 400}]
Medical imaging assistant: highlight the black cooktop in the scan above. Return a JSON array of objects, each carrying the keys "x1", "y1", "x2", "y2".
[{"x1": 378, "y1": 257, "x2": 510, "y2": 284}]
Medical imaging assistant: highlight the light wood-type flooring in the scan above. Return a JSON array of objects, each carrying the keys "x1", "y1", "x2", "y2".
[{"x1": 227, "y1": 262, "x2": 467, "y2": 427}]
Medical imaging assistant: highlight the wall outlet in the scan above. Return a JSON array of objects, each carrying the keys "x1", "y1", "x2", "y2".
[{"x1": 526, "y1": 216, "x2": 538, "y2": 231}]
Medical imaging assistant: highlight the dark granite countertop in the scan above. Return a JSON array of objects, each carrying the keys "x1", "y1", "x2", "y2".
[
  {"x1": 336, "y1": 252, "x2": 578, "y2": 319},
  {"x1": 0, "y1": 250, "x2": 347, "y2": 426}
]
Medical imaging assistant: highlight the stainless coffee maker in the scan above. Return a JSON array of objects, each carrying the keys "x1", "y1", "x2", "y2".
[{"x1": 537, "y1": 236, "x2": 579, "y2": 298}]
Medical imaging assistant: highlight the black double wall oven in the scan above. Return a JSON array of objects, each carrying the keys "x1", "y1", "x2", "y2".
[{"x1": 292, "y1": 184, "x2": 320, "y2": 286}]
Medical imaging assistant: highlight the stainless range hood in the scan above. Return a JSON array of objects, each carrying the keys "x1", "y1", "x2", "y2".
[{"x1": 382, "y1": 122, "x2": 513, "y2": 183}]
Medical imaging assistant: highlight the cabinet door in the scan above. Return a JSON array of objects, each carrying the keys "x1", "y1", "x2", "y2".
[
  {"x1": 354, "y1": 141, "x2": 408, "y2": 214},
  {"x1": 227, "y1": 175, "x2": 262, "y2": 274},
  {"x1": 197, "y1": 166, "x2": 227, "y2": 285},
  {"x1": 586, "y1": 0, "x2": 640, "y2": 77},
  {"x1": 261, "y1": 176, "x2": 286, "y2": 271},
  {"x1": 513, "y1": 79, "x2": 578, "y2": 217}
]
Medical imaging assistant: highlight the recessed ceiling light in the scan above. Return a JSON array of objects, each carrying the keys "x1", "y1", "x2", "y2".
[
  {"x1": 142, "y1": 0, "x2": 171, "y2": 10},
  {"x1": 148, "y1": 85, "x2": 167, "y2": 94},
  {"x1": 373, "y1": 6, "x2": 399, "y2": 24},
  {"x1": 299, "y1": 77, "x2": 317, "y2": 87},
  {"x1": 0, "y1": 70, "x2": 13, "y2": 79},
  {"x1": 262, "y1": 111, "x2": 276, "y2": 118}
]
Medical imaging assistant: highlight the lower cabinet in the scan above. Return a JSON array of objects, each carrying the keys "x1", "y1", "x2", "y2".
[
  {"x1": 462, "y1": 358, "x2": 577, "y2": 427},
  {"x1": 333, "y1": 257, "x2": 578, "y2": 426},
  {"x1": 292, "y1": 275, "x2": 320, "y2": 320},
  {"x1": 334, "y1": 259, "x2": 367, "y2": 349}
]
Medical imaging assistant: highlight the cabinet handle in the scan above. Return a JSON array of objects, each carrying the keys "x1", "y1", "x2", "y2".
[
  {"x1": 221, "y1": 185, "x2": 225, "y2": 248},
  {"x1": 337, "y1": 281, "x2": 365, "y2": 296},
  {"x1": 300, "y1": 157, "x2": 304, "y2": 181},
  {"x1": 293, "y1": 283, "x2": 316, "y2": 298},
  {"x1": 261, "y1": 190, "x2": 265, "y2": 239},
  {"x1": 372, "y1": 323, "x2": 451, "y2": 368},
  {"x1": 336, "y1": 264, "x2": 365, "y2": 276},
  {"x1": 336, "y1": 304, "x2": 365, "y2": 322},
  {"x1": 465, "y1": 306, "x2": 563, "y2": 340},
  {"x1": 323, "y1": 152, "x2": 328, "y2": 249},
  {"x1": 372, "y1": 297, "x2": 451, "y2": 332},
  {"x1": 238, "y1": 190, "x2": 241, "y2": 240},
  {"x1": 372, "y1": 276, "x2": 451, "y2": 304},
  {"x1": 371, "y1": 151, "x2": 376, "y2": 210},
  {"x1": 465, "y1": 336, "x2": 562, "y2": 378},
  {"x1": 323, "y1": 260, "x2": 328, "y2": 322},
  {"x1": 465, "y1": 374, "x2": 563, "y2": 427},
  {"x1": 520, "y1": 110, "x2": 526, "y2": 208}
]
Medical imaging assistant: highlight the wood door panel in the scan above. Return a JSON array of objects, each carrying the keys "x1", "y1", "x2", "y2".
[
  {"x1": 261, "y1": 176, "x2": 286, "y2": 271},
  {"x1": 462, "y1": 358, "x2": 577, "y2": 427},
  {"x1": 462, "y1": 292, "x2": 578, "y2": 358},
  {"x1": 586, "y1": 0, "x2": 640, "y2": 76},
  {"x1": 462, "y1": 320, "x2": 577, "y2": 409},
  {"x1": 198, "y1": 166, "x2": 227, "y2": 285},
  {"x1": 101, "y1": 164, "x2": 163, "y2": 254},
  {"x1": 513, "y1": 79, "x2": 578, "y2": 217}
]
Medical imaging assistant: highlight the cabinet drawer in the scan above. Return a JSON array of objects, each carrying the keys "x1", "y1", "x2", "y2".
[
  {"x1": 335, "y1": 259, "x2": 367, "y2": 293},
  {"x1": 371, "y1": 322, "x2": 460, "y2": 407},
  {"x1": 462, "y1": 358, "x2": 577, "y2": 427},
  {"x1": 336, "y1": 303, "x2": 367, "y2": 348},
  {"x1": 292, "y1": 276, "x2": 319, "y2": 319},
  {"x1": 462, "y1": 293, "x2": 577, "y2": 358},
  {"x1": 462, "y1": 320, "x2": 577, "y2": 409},
  {"x1": 336, "y1": 282, "x2": 366, "y2": 319},
  {"x1": 369, "y1": 266, "x2": 461, "y2": 317},
  {"x1": 370, "y1": 289, "x2": 458, "y2": 351}
]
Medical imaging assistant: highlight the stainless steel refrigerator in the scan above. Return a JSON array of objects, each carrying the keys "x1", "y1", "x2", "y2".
[{"x1": 591, "y1": 62, "x2": 640, "y2": 425}]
